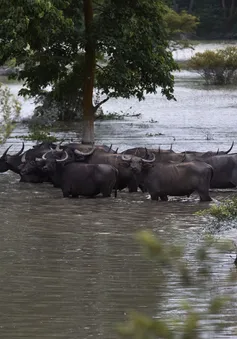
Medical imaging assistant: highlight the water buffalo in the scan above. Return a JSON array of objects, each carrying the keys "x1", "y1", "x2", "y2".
[
  {"x1": 41, "y1": 151, "x2": 119, "y2": 198},
  {"x1": 142, "y1": 161, "x2": 213, "y2": 201},
  {"x1": 0, "y1": 141, "x2": 57, "y2": 182},
  {"x1": 123, "y1": 146, "x2": 187, "y2": 164},
  {"x1": 73, "y1": 147, "x2": 155, "y2": 192},
  {"x1": 0, "y1": 143, "x2": 25, "y2": 173},
  {"x1": 122, "y1": 145, "x2": 174, "y2": 157},
  {"x1": 196, "y1": 154, "x2": 237, "y2": 189},
  {"x1": 59, "y1": 142, "x2": 118, "y2": 154},
  {"x1": 182, "y1": 142, "x2": 234, "y2": 161}
]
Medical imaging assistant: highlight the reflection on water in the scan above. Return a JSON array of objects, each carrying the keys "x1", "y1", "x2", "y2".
[{"x1": 0, "y1": 41, "x2": 237, "y2": 338}]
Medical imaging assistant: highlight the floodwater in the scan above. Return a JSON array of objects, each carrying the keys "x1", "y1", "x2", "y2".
[{"x1": 1, "y1": 41, "x2": 237, "y2": 338}]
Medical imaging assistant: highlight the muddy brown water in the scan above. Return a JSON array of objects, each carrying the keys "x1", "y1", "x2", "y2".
[{"x1": 1, "y1": 42, "x2": 237, "y2": 338}]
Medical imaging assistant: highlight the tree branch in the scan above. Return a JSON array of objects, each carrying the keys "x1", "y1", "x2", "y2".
[
  {"x1": 96, "y1": 63, "x2": 105, "y2": 71},
  {"x1": 93, "y1": 97, "x2": 109, "y2": 112}
]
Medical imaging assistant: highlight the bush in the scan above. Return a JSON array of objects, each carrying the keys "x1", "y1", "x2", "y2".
[
  {"x1": 188, "y1": 46, "x2": 237, "y2": 85},
  {"x1": 198, "y1": 197, "x2": 237, "y2": 220},
  {"x1": 0, "y1": 82, "x2": 21, "y2": 144}
]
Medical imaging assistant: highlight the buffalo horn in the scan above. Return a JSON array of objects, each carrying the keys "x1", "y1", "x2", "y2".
[
  {"x1": 13, "y1": 142, "x2": 25, "y2": 157},
  {"x1": 141, "y1": 152, "x2": 155, "y2": 163},
  {"x1": 42, "y1": 150, "x2": 52, "y2": 160},
  {"x1": 74, "y1": 147, "x2": 95, "y2": 156},
  {"x1": 108, "y1": 144, "x2": 112, "y2": 152},
  {"x1": 115, "y1": 148, "x2": 119, "y2": 154},
  {"x1": 56, "y1": 144, "x2": 63, "y2": 152},
  {"x1": 56, "y1": 151, "x2": 69, "y2": 162},
  {"x1": 225, "y1": 141, "x2": 234, "y2": 154},
  {"x1": 121, "y1": 154, "x2": 132, "y2": 161},
  {"x1": 216, "y1": 148, "x2": 219, "y2": 155},
  {"x1": 170, "y1": 143, "x2": 173, "y2": 151},
  {"x1": 21, "y1": 153, "x2": 26, "y2": 163},
  {"x1": 1, "y1": 144, "x2": 12, "y2": 158}
]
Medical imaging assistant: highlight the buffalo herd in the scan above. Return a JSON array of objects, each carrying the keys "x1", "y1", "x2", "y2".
[{"x1": 0, "y1": 141, "x2": 236, "y2": 201}]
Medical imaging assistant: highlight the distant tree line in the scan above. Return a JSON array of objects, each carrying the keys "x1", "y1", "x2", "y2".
[{"x1": 165, "y1": 0, "x2": 237, "y2": 38}]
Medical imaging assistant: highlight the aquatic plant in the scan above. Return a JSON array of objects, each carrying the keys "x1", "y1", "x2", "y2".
[
  {"x1": 95, "y1": 111, "x2": 141, "y2": 121},
  {"x1": 145, "y1": 132, "x2": 164, "y2": 137},
  {"x1": 118, "y1": 230, "x2": 237, "y2": 339},
  {"x1": 95, "y1": 107, "x2": 141, "y2": 121},
  {"x1": 0, "y1": 82, "x2": 21, "y2": 144}
]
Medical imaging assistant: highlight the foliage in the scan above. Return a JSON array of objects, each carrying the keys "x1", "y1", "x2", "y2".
[
  {"x1": 118, "y1": 230, "x2": 237, "y2": 339},
  {"x1": 0, "y1": 0, "x2": 179, "y2": 115},
  {"x1": 164, "y1": 9, "x2": 199, "y2": 51},
  {"x1": 164, "y1": 0, "x2": 237, "y2": 38},
  {"x1": 0, "y1": 82, "x2": 21, "y2": 144},
  {"x1": 198, "y1": 197, "x2": 237, "y2": 220},
  {"x1": 188, "y1": 46, "x2": 237, "y2": 85},
  {"x1": 19, "y1": 130, "x2": 58, "y2": 143}
]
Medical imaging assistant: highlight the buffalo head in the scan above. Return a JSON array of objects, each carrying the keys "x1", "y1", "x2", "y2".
[
  {"x1": 42, "y1": 150, "x2": 69, "y2": 173},
  {"x1": 121, "y1": 153, "x2": 155, "y2": 173},
  {"x1": 0, "y1": 143, "x2": 25, "y2": 173}
]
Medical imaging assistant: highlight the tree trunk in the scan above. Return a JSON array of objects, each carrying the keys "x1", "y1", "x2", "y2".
[
  {"x1": 172, "y1": 0, "x2": 178, "y2": 11},
  {"x1": 222, "y1": 0, "x2": 227, "y2": 19},
  {"x1": 188, "y1": 0, "x2": 195, "y2": 14},
  {"x1": 229, "y1": 0, "x2": 236, "y2": 18},
  {"x1": 82, "y1": 0, "x2": 96, "y2": 145}
]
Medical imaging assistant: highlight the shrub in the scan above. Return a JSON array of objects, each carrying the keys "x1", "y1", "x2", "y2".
[
  {"x1": 198, "y1": 197, "x2": 237, "y2": 220},
  {"x1": 0, "y1": 82, "x2": 21, "y2": 144},
  {"x1": 188, "y1": 46, "x2": 237, "y2": 85}
]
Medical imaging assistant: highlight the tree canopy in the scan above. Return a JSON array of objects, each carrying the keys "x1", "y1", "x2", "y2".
[
  {"x1": 166, "y1": 0, "x2": 237, "y2": 38},
  {"x1": 0, "y1": 0, "x2": 187, "y2": 143}
]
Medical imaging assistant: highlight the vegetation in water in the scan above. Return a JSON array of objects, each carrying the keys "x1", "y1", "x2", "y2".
[
  {"x1": 118, "y1": 230, "x2": 237, "y2": 339},
  {"x1": 95, "y1": 106, "x2": 142, "y2": 121},
  {"x1": 0, "y1": 82, "x2": 21, "y2": 144},
  {"x1": 188, "y1": 46, "x2": 237, "y2": 85},
  {"x1": 15, "y1": 125, "x2": 59, "y2": 143},
  {"x1": 197, "y1": 197, "x2": 237, "y2": 220},
  {"x1": 145, "y1": 132, "x2": 164, "y2": 137}
]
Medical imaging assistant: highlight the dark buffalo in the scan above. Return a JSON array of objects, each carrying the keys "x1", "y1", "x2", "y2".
[
  {"x1": 0, "y1": 143, "x2": 25, "y2": 173},
  {"x1": 60, "y1": 142, "x2": 118, "y2": 154},
  {"x1": 142, "y1": 161, "x2": 213, "y2": 201},
  {"x1": 41, "y1": 151, "x2": 119, "y2": 198},
  {"x1": 122, "y1": 145, "x2": 174, "y2": 157},
  {"x1": 182, "y1": 142, "x2": 234, "y2": 161},
  {"x1": 197, "y1": 154, "x2": 237, "y2": 189},
  {"x1": 73, "y1": 147, "x2": 155, "y2": 192},
  {"x1": 0, "y1": 141, "x2": 57, "y2": 182},
  {"x1": 123, "y1": 146, "x2": 187, "y2": 164}
]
